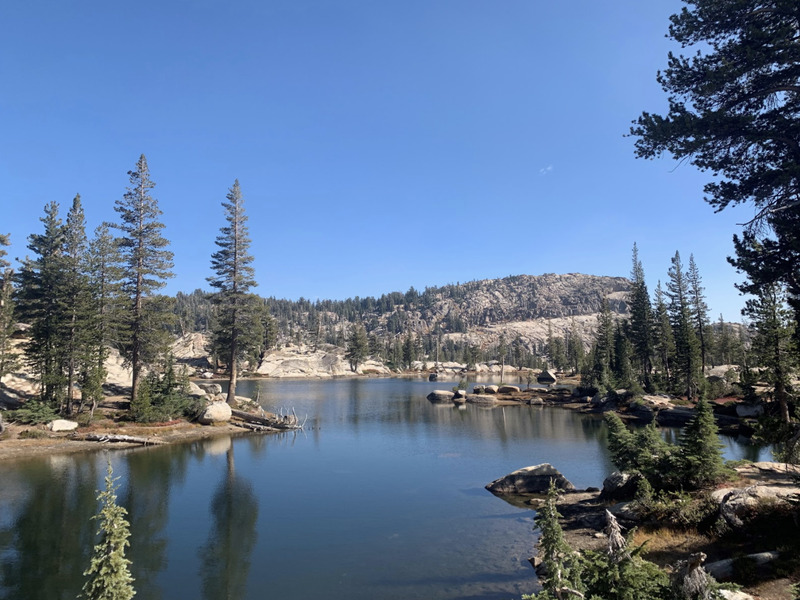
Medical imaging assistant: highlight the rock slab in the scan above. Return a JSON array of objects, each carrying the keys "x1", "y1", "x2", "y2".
[{"x1": 486, "y1": 463, "x2": 575, "y2": 495}]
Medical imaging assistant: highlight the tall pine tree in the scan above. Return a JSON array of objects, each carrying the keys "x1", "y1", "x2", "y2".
[
  {"x1": 666, "y1": 252, "x2": 702, "y2": 400},
  {"x1": 0, "y1": 233, "x2": 16, "y2": 382},
  {"x1": 16, "y1": 202, "x2": 68, "y2": 409},
  {"x1": 687, "y1": 254, "x2": 710, "y2": 374},
  {"x1": 628, "y1": 243, "x2": 654, "y2": 390},
  {"x1": 208, "y1": 180, "x2": 258, "y2": 405},
  {"x1": 113, "y1": 155, "x2": 174, "y2": 404}
]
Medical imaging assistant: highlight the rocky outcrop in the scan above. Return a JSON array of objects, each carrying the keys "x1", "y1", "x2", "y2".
[
  {"x1": 48, "y1": 419, "x2": 79, "y2": 432},
  {"x1": 486, "y1": 463, "x2": 575, "y2": 495},
  {"x1": 465, "y1": 394, "x2": 498, "y2": 407},
  {"x1": 600, "y1": 471, "x2": 642, "y2": 501},
  {"x1": 427, "y1": 390, "x2": 455, "y2": 404},
  {"x1": 198, "y1": 401, "x2": 232, "y2": 425}
]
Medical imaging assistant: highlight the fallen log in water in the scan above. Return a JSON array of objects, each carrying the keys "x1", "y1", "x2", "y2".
[
  {"x1": 80, "y1": 433, "x2": 167, "y2": 445},
  {"x1": 230, "y1": 408, "x2": 301, "y2": 430},
  {"x1": 230, "y1": 421, "x2": 279, "y2": 433}
]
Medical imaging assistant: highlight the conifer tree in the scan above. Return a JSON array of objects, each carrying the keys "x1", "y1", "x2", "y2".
[
  {"x1": 345, "y1": 323, "x2": 369, "y2": 372},
  {"x1": 0, "y1": 233, "x2": 17, "y2": 382},
  {"x1": 588, "y1": 298, "x2": 615, "y2": 391},
  {"x1": 80, "y1": 462, "x2": 136, "y2": 600},
  {"x1": 628, "y1": 243, "x2": 654, "y2": 390},
  {"x1": 679, "y1": 398, "x2": 726, "y2": 489},
  {"x1": 62, "y1": 195, "x2": 94, "y2": 415},
  {"x1": 666, "y1": 252, "x2": 702, "y2": 400},
  {"x1": 652, "y1": 281, "x2": 676, "y2": 390},
  {"x1": 83, "y1": 224, "x2": 124, "y2": 415},
  {"x1": 16, "y1": 202, "x2": 68, "y2": 409},
  {"x1": 687, "y1": 255, "x2": 710, "y2": 374},
  {"x1": 113, "y1": 155, "x2": 174, "y2": 404},
  {"x1": 208, "y1": 180, "x2": 257, "y2": 404}
]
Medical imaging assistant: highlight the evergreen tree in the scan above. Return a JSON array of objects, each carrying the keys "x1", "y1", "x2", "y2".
[
  {"x1": 83, "y1": 224, "x2": 124, "y2": 415},
  {"x1": 666, "y1": 252, "x2": 702, "y2": 400},
  {"x1": 587, "y1": 298, "x2": 615, "y2": 391},
  {"x1": 679, "y1": 398, "x2": 727, "y2": 489},
  {"x1": 80, "y1": 462, "x2": 136, "y2": 600},
  {"x1": 113, "y1": 155, "x2": 174, "y2": 404},
  {"x1": 0, "y1": 233, "x2": 17, "y2": 382},
  {"x1": 628, "y1": 243, "x2": 654, "y2": 390},
  {"x1": 566, "y1": 319, "x2": 585, "y2": 375},
  {"x1": 345, "y1": 323, "x2": 369, "y2": 372},
  {"x1": 16, "y1": 202, "x2": 68, "y2": 409},
  {"x1": 612, "y1": 321, "x2": 635, "y2": 390},
  {"x1": 687, "y1": 254, "x2": 710, "y2": 374},
  {"x1": 208, "y1": 180, "x2": 258, "y2": 404},
  {"x1": 62, "y1": 195, "x2": 94, "y2": 415},
  {"x1": 731, "y1": 232, "x2": 798, "y2": 425},
  {"x1": 525, "y1": 482, "x2": 585, "y2": 600},
  {"x1": 652, "y1": 281, "x2": 676, "y2": 390}
]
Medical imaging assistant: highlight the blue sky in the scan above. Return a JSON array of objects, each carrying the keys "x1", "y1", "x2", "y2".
[{"x1": 1, "y1": 0, "x2": 753, "y2": 321}]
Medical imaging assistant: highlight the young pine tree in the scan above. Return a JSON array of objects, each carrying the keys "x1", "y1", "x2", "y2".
[
  {"x1": 679, "y1": 398, "x2": 727, "y2": 489},
  {"x1": 113, "y1": 155, "x2": 174, "y2": 405},
  {"x1": 80, "y1": 462, "x2": 136, "y2": 600},
  {"x1": 207, "y1": 180, "x2": 258, "y2": 404},
  {"x1": 628, "y1": 243, "x2": 655, "y2": 390}
]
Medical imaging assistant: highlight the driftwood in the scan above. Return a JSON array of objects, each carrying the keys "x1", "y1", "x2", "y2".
[
  {"x1": 230, "y1": 421, "x2": 279, "y2": 433},
  {"x1": 230, "y1": 408, "x2": 301, "y2": 430},
  {"x1": 81, "y1": 433, "x2": 167, "y2": 445}
]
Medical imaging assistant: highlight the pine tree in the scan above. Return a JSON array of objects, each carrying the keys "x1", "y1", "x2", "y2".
[
  {"x1": 666, "y1": 252, "x2": 702, "y2": 400},
  {"x1": 679, "y1": 398, "x2": 727, "y2": 489},
  {"x1": 345, "y1": 323, "x2": 369, "y2": 372},
  {"x1": 652, "y1": 281, "x2": 676, "y2": 390},
  {"x1": 527, "y1": 481, "x2": 585, "y2": 600},
  {"x1": 628, "y1": 243, "x2": 654, "y2": 390},
  {"x1": 62, "y1": 195, "x2": 94, "y2": 415},
  {"x1": 113, "y1": 155, "x2": 174, "y2": 404},
  {"x1": 687, "y1": 255, "x2": 710, "y2": 374},
  {"x1": 588, "y1": 298, "x2": 615, "y2": 391},
  {"x1": 80, "y1": 462, "x2": 136, "y2": 600},
  {"x1": 16, "y1": 202, "x2": 69, "y2": 409},
  {"x1": 83, "y1": 224, "x2": 124, "y2": 415},
  {"x1": 0, "y1": 233, "x2": 17, "y2": 382},
  {"x1": 208, "y1": 180, "x2": 258, "y2": 404}
]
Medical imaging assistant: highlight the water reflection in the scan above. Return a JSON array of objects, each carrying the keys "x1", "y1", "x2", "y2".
[
  {"x1": 199, "y1": 445, "x2": 258, "y2": 600},
  {"x1": 123, "y1": 444, "x2": 191, "y2": 600},
  {"x1": 0, "y1": 456, "x2": 99, "y2": 600}
]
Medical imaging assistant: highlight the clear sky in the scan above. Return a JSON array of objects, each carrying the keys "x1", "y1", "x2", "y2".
[{"x1": 1, "y1": 0, "x2": 754, "y2": 321}]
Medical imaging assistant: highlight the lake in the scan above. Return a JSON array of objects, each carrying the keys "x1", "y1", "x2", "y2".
[{"x1": 0, "y1": 378, "x2": 770, "y2": 600}]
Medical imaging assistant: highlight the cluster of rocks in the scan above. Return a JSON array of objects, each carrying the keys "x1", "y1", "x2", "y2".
[{"x1": 426, "y1": 384, "x2": 528, "y2": 407}]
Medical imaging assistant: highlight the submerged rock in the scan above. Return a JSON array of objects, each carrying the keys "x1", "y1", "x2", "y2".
[{"x1": 486, "y1": 463, "x2": 575, "y2": 495}]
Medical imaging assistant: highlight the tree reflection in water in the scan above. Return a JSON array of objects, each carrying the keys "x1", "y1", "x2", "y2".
[{"x1": 199, "y1": 444, "x2": 258, "y2": 600}]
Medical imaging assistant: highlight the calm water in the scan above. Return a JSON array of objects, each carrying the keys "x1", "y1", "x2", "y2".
[{"x1": 0, "y1": 378, "x2": 770, "y2": 600}]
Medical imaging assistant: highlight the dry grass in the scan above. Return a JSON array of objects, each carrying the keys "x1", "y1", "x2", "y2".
[{"x1": 632, "y1": 527, "x2": 715, "y2": 566}]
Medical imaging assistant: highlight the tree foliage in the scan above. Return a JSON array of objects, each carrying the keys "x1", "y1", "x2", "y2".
[
  {"x1": 208, "y1": 180, "x2": 258, "y2": 404},
  {"x1": 80, "y1": 462, "x2": 136, "y2": 600},
  {"x1": 113, "y1": 154, "x2": 174, "y2": 403}
]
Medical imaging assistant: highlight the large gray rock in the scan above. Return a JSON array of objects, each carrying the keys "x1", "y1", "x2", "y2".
[
  {"x1": 198, "y1": 382, "x2": 223, "y2": 395},
  {"x1": 48, "y1": 419, "x2": 79, "y2": 432},
  {"x1": 498, "y1": 385, "x2": 520, "y2": 394},
  {"x1": 465, "y1": 394, "x2": 498, "y2": 407},
  {"x1": 600, "y1": 471, "x2": 642, "y2": 501},
  {"x1": 427, "y1": 390, "x2": 455, "y2": 404},
  {"x1": 483, "y1": 385, "x2": 499, "y2": 394},
  {"x1": 705, "y1": 552, "x2": 780, "y2": 581},
  {"x1": 198, "y1": 401, "x2": 232, "y2": 425},
  {"x1": 537, "y1": 370, "x2": 557, "y2": 384},
  {"x1": 486, "y1": 463, "x2": 575, "y2": 495}
]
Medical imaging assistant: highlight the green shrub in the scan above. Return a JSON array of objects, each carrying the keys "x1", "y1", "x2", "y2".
[
  {"x1": 8, "y1": 401, "x2": 59, "y2": 425},
  {"x1": 18, "y1": 428, "x2": 48, "y2": 439}
]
